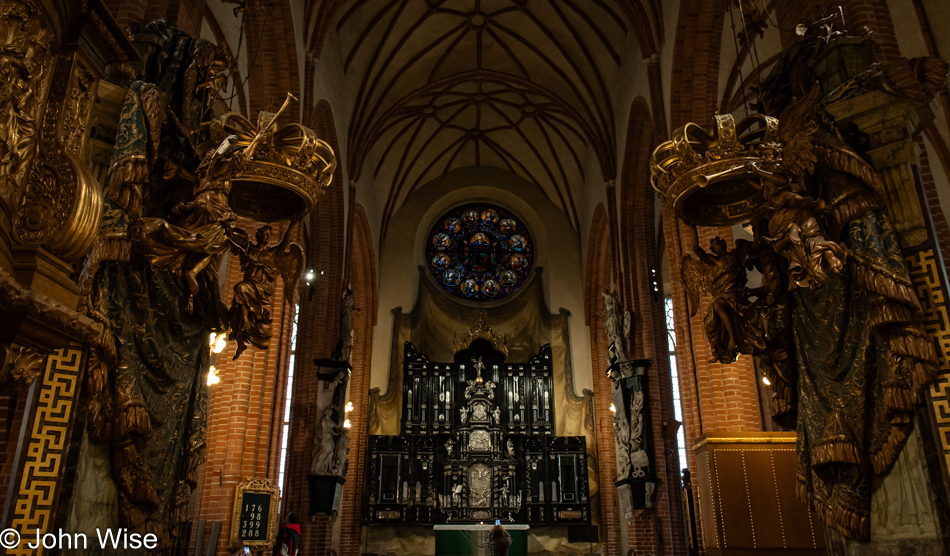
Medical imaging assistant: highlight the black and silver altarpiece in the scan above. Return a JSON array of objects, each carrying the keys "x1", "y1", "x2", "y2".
[{"x1": 363, "y1": 339, "x2": 590, "y2": 525}]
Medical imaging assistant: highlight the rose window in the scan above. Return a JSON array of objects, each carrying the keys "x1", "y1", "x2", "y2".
[{"x1": 425, "y1": 203, "x2": 533, "y2": 301}]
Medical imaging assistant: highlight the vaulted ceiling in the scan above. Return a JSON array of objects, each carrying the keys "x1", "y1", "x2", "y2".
[{"x1": 305, "y1": 0, "x2": 662, "y2": 234}]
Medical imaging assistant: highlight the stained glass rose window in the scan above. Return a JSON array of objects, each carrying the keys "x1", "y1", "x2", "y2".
[{"x1": 426, "y1": 203, "x2": 533, "y2": 301}]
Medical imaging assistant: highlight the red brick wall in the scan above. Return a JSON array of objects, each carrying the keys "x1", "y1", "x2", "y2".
[
  {"x1": 585, "y1": 203, "x2": 622, "y2": 555},
  {"x1": 279, "y1": 100, "x2": 347, "y2": 555},
  {"x1": 244, "y1": 2, "x2": 301, "y2": 123},
  {"x1": 190, "y1": 219, "x2": 296, "y2": 556},
  {"x1": 103, "y1": 0, "x2": 201, "y2": 36},
  {"x1": 666, "y1": 3, "x2": 766, "y2": 549},
  {"x1": 337, "y1": 205, "x2": 377, "y2": 556}
]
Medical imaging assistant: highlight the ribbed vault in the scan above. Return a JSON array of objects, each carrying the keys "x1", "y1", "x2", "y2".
[{"x1": 319, "y1": 0, "x2": 647, "y2": 233}]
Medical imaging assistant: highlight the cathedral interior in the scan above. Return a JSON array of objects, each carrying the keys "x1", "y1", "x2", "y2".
[{"x1": 2, "y1": 0, "x2": 950, "y2": 555}]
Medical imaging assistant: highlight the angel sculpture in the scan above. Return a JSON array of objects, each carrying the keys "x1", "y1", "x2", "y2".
[
  {"x1": 227, "y1": 219, "x2": 304, "y2": 359},
  {"x1": 136, "y1": 94, "x2": 299, "y2": 313},
  {"x1": 762, "y1": 190, "x2": 846, "y2": 290},
  {"x1": 681, "y1": 226, "x2": 765, "y2": 364},
  {"x1": 136, "y1": 135, "x2": 244, "y2": 312}
]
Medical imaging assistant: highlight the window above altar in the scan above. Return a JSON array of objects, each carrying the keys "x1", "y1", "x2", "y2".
[{"x1": 426, "y1": 203, "x2": 533, "y2": 301}]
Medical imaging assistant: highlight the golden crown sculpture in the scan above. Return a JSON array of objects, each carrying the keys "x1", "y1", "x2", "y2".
[
  {"x1": 650, "y1": 112, "x2": 786, "y2": 226},
  {"x1": 201, "y1": 100, "x2": 337, "y2": 221}
]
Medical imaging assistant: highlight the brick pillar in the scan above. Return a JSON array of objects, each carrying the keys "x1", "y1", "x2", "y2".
[
  {"x1": 586, "y1": 203, "x2": 620, "y2": 556},
  {"x1": 191, "y1": 221, "x2": 296, "y2": 556},
  {"x1": 281, "y1": 184, "x2": 346, "y2": 554},
  {"x1": 338, "y1": 204, "x2": 377, "y2": 556}
]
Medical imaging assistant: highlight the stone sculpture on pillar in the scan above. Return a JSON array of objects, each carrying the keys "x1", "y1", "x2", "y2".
[{"x1": 603, "y1": 290, "x2": 655, "y2": 516}]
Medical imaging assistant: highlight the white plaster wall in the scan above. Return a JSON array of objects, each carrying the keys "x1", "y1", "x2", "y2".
[
  {"x1": 919, "y1": 0, "x2": 950, "y2": 63},
  {"x1": 889, "y1": 0, "x2": 930, "y2": 59},
  {"x1": 369, "y1": 166, "x2": 592, "y2": 396}
]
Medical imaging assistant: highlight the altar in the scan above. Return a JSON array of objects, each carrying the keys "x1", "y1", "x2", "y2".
[
  {"x1": 433, "y1": 524, "x2": 529, "y2": 556},
  {"x1": 362, "y1": 339, "x2": 591, "y2": 526}
]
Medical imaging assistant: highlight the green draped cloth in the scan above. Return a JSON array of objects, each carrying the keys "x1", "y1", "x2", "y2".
[
  {"x1": 762, "y1": 148, "x2": 937, "y2": 540},
  {"x1": 85, "y1": 21, "x2": 223, "y2": 541}
]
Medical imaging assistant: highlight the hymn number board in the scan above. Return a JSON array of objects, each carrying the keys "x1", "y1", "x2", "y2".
[
  {"x1": 240, "y1": 493, "x2": 270, "y2": 540},
  {"x1": 229, "y1": 478, "x2": 280, "y2": 550}
]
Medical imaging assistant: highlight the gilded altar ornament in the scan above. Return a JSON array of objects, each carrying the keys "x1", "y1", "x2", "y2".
[
  {"x1": 453, "y1": 311, "x2": 508, "y2": 356},
  {"x1": 651, "y1": 21, "x2": 942, "y2": 539}
]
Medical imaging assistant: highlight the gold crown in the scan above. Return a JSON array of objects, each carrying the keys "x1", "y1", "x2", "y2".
[
  {"x1": 202, "y1": 109, "x2": 336, "y2": 221},
  {"x1": 650, "y1": 113, "x2": 780, "y2": 226}
]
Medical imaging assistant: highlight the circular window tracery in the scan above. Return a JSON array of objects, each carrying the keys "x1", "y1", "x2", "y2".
[{"x1": 425, "y1": 203, "x2": 534, "y2": 301}]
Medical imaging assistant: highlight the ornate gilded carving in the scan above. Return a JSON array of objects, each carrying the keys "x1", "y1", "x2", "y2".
[
  {"x1": 77, "y1": 21, "x2": 331, "y2": 545},
  {"x1": 0, "y1": 343, "x2": 45, "y2": 390},
  {"x1": 0, "y1": 266, "x2": 106, "y2": 350},
  {"x1": 680, "y1": 227, "x2": 765, "y2": 364},
  {"x1": 12, "y1": 52, "x2": 103, "y2": 261},
  {"x1": 652, "y1": 22, "x2": 944, "y2": 540},
  {"x1": 204, "y1": 101, "x2": 336, "y2": 221},
  {"x1": 761, "y1": 190, "x2": 846, "y2": 290},
  {"x1": 0, "y1": 0, "x2": 53, "y2": 206},
  {"x1": 453, "y1": 311, "x2": 508, "y2": 356},
  {"x1": 62, "y1": 65, "x2": 95, "y2": 156},
  {"x1": 134, "y1": 131, "x2": 247, "y2": 309},
  {"x1": 132, "y1": 94, "x2": 312, "y2": 327},
  {"x1": 227, "y1": 221, "x2": 303, "y2": 358}
]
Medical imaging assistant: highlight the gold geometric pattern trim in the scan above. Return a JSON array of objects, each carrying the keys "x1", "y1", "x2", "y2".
[
  {"x1": 905, "y1": 249, "x2": 950, "y2": 477},
  {"x1": 8, "y1": 347, "x2": 84, "y2": 556}
]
